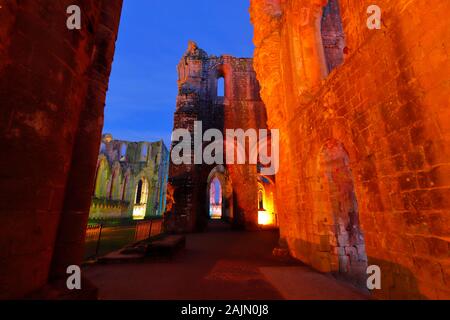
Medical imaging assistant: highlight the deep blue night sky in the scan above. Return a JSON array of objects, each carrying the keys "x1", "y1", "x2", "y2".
[{"x1": 103, "y1": 0, "x2": 254, "y2": 147}]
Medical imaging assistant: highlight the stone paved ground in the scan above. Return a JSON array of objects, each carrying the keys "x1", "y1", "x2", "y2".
[{"x1": 84, "y1": 221, "x2": 368, "y2": 300}]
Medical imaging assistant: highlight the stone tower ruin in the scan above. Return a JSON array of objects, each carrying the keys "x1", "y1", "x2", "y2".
[{"x1": 167, "y1": 41, "x2": 274, "y2": 232}]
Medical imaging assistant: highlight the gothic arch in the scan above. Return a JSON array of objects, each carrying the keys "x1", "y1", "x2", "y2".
[
  {"x1": 94, "y1": 155, "x2": 111, "y2": 198},
  {"x1": 257, "y1": 175, "x2": 277, "y2": 227},
  {"x1": 209, "y1": 61, "x2": 232, "y2": 101},
  {"x1": 206, "y1": 165, "x2": 234, "y2": 222},
  {"x1": 320, "y1": 0, "x2": 346, "y2": 74},
  {"x1": 133, "y1": 175, "x2": 150, "y2": 220}
]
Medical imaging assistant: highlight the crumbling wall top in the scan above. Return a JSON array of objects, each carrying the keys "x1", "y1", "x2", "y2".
[{"x1": 183, "y1": 40, "x2": 208, "y2": 59}]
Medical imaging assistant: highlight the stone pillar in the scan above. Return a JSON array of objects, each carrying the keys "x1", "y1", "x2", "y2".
[
  {"x1": 0, "y1": 0, "x2": 122, "y2": 299},
  {"x1": 50, "y1": 0, "x2": 123, "y2": 280}
]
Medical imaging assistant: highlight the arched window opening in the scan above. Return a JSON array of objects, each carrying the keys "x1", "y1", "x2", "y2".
[
  {"x1": 206, "y1": 166, "x2": 233, "y2": 225},
  {"x1": 120, "y1": 144, "x2": 127, "y2": 161},
  {"x1": 94, "y1": 159, "x2": 109, "y2": 198},
  {"x1": 217, "y1": 77, "x2": 225, "y2": 97},
  {"x1": 257, "y1": 183, "x2": 270, "y2": 226},
  {"x1": 133, "y1": 178, "x2": 149, "y2": 220},
  {"x1": 258, "y1": 190, "x2": 264, "y2": 210},
  {"x1": 257, "y1": 179, "x2": 277, "y2": 227},
  {"x1": 135, "y1": 180, "x2": 143, "y2": 204},
  {"x1": 321, "y1": 0, "x2": 345, "y2": 74},
  {"x1": 209, "y1": 177, "x2": 222, "y2": 219},
  {"x1": 141, "y1": 144, "x2": 149, "y2": 161}
]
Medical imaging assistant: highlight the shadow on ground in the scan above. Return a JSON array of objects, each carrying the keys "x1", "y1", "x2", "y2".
[{"x1": 84, "y1": 221, "x2": 369, "y2": 300}]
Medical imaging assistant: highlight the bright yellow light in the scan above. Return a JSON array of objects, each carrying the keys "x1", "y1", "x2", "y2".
[
  {"x1": 133, "y1": 205, "x2": 146, "y2": 220},
  {"x1": 210, "y1": 204, "x2": 222, "y2": 219},
  {"x1": 258, "y1": 210, "x2": 274, "y2": 226}
]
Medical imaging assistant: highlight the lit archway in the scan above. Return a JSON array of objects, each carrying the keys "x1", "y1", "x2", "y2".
[
  {"x1": 133, "y1": 177, "x2": 149, "y2": 220},
  {"x1": 93, "y1": 156, "x2": 110, "y2": 198},
  {"x1": 257, "y1": 176, "x2": 277, "y2": 227},
  {"x1": 206, "y1": 165, "x2": 233, "y2": 223},
  {"x1": 120, "y1": 143, "x2": 127, "y2": 161},
  {"x1": 209, "y1": 177, "x2": 222, "y2": 219}
]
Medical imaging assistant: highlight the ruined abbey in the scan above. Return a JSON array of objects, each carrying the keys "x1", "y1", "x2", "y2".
[
  {"x1": 250, "y1": 0, "x2": 450, "y2": 298},
  {"x1": 0, "y1": 0, "x2": 449, "y2": 300},
  {"x1": 166, "y1": 41, "x2": 277, "y2": 233},
  {"x1": 90, "y1": 134, "x2": 169, "y2": 221}
]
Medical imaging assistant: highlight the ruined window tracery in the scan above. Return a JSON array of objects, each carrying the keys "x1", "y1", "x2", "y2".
[
  {"x1": 120, "y1": 144, "x2": 127, "y2": 161},
  {"x1": 321, "y1": 0, "x2": 346, "y2": 74}
]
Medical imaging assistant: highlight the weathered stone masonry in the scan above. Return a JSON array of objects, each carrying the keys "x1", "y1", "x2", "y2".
[
  {"x1": 167, "y1": 41, "x2": 272, "y2": 232},
  {"x1": 91, "y1": 134, "x2": 169, "y2": 220},
  {"x1": 0, "y1": 0, "x2": 123, "y2": 298},
  {"x1": 251, "y1": 0, "x2": 450, "y2": 299},
  {"x1": 0, "y1": 0, "x2": 448, "y2": 301}
]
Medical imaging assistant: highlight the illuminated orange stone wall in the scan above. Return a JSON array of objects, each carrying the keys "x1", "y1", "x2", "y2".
[
  {"x1": 167, "y1": 43, "x2": 269, "y2": 232},
  {"x1": 0, "y1": 0, "x2": 122, "y2": 298},
  {"x1": 251, "y1": 0, "x2": 450, "y2": 299}
]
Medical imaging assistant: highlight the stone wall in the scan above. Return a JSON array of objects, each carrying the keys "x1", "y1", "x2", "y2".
[
  {"x1": 168, "y1": 42, "x2": 270, "y2": 232},
  {"x1": 251, "y1": 0, "x2": 450, "y2": 299},
  {"x1": 0, "y1": 0, "x2": 123, "y2": 298},
  {"x1": 91, "y1": 134, "x2": 169, "y2": 220},
  {"x1": 89, "y1": 198, "x2": 129, "y2": 220}
]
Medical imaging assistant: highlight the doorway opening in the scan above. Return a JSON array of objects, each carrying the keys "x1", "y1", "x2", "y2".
[
  {"x1": 257, "y1": 176, "x2": 277, "y2": 227},
  {"x1": 206, "y1": 165, "x2": 234, "y2": 224},
  {"x1": 209, "y1": 177, "x2": 222, "y2": 219},
  {"x1": 133, "y1": 178, "x2": 149, "y2": 220}
]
